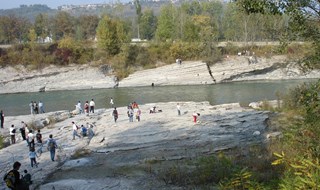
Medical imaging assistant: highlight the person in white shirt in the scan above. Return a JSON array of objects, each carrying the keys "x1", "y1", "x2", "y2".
[
  {"x1": 110, "y1": 97, "x2": 114, "y2": 108},
  {"x1": 27, "y1": 130, "x2": 35, "y2": 149},
  {"x1": 72, "y1": 121, "x2": 81, "y2": 140},
  {"x1": 38, "y1": 101, "x2": 45, "y2": 113},
  {"x1": 177, "y1": 103, "x2": 181, "y2": 116},
  {"x1": 89, "y1": 99, "x2": 95, "y2": 113},
  {"x1": 9, "y1": 124, "x2": 16, "y2": 144},
  {"x1": 77, "y1": 101, "x2": 83, "y2": 114}
]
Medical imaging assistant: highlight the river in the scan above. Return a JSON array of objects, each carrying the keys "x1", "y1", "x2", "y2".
[{"x1": 0, "y1": 79, "x2": 316, "y2": 116}]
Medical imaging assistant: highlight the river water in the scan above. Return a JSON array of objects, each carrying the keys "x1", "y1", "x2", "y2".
[{"x1": 0, "y1": 79, "x2": 316, "y2": 116}]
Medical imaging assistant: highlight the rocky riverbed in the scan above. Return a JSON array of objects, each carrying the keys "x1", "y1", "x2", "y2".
[{"x1": 0, "y1": 102, "x2": 277, "y2": 189}]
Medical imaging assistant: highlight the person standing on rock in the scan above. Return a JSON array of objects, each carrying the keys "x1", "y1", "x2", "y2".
[
  {"x1": 177, "y1": 103, "x2": 181, "y2": 116},
  {"x1": 33, "y1": 101, "x2": 38, "y2": 114},
  {"x1": 38, "y1": 101, "x2": 45, "y2": 113},
  {"x1": 127, "y1": 106, "x2": 134, "y2": 122},
  {"x1": 9, "y1": 124, "x2": 16, "y2": 144},
  {"x1": 136, "y1": 109, "x2": 141, "y2": 122},
  {"x1": 21, "y1": 121, "x2": 29, "y2": 144},
  {"x1": 29, "y1": 101, "x2": 34, "y2": 115},
  {"x1": 89, "y1": 99, "x2": 95, "y2": 113},
  {"x1": 84, "y1": 101, "x2": 89, "y2": 116},
  {"x1": 72, "y1": 121, "x2": 81, "y2": 140},
  {"x1": 112, "y1": 107, "x2": 119, "y2": 123},
  {"x1": 47, "y1": 134, "x2": 57, "y2": 161},
  {"x1": 0, "y1": 110, "x2": 4, "y2": 128},
  {"x1": 77, "y1": 101, "x2": 83, "y2": 114}
]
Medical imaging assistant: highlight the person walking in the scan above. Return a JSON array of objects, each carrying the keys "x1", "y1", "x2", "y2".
[
  {"x1": 89, "y1": 99, "x2": 95, "y2": 113},
  {"x1": 88, "y1": 125, "x2": 95, "y2": 139},
  {"x1": 47, "y1": 134, "x2": 57, "y2": 161},
  {"x1": 110, "y1": 97, "x2": 114, "y2": 108},
  {"x1": 26, "y1": 130, "x2": 35, "y2": 149},
  {"x1": 9, "y1": 124, "x2": 16, "y2": 144},
  {"x1": 112, "y1": 107, "x2": 119, "y2": 123},
  {"x1": 0, "y1": 110, "x2": 4, "y2": 128},
  {"x1": 35, "y1": 129, "x2": 42, "y2": 144},
  {"x1": 29, "y1": 148, "x2": 38, "y2": 168},
  {"x1": 72, "y1": 121, "x2": 81, "y2": 140},
  {"x1": 19, "y1": 126, "x2": 26, "y2": 141}
]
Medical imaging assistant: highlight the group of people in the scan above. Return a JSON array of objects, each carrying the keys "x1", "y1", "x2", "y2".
[
  {"x1": 5, "y1": 120, "x2": 59, "y2": 189},
  {"x1": 75, "y1": 99, "x2": 95, "y2": 116},
  {"x1": 72, "y1": 121, "x2": 95, "y2": 140},
  {"x1": 3, "y1": 161, "x2": 33, "y2": 190},
  {"x1": 109, "y1": 100, "x2": 142, "y2": 123},
  {"x1": 29, "y1": 101, "x2": 45, "y2": 115}
]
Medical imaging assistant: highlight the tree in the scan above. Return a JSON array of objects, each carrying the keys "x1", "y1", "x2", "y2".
[
  {"x1": 51, "y1": 11, "x2": 75, "y2": 40},
  {"x1": 0, "y1": 15, "x2": 31, "y2": 44},
  {"x1": 140, "y1": 9, "x2": 157, "y2": 40},
  {"x1": 34, "y1": 13, "x2": 49, "y2": 43},
  {"x1": 134, "y1": 0, "x2": 142, "y2": 39},
  {"x1": 96, "y1": 16, "x2": 127, "y2": 55},
  {"x1": 236, "y1": 0, "x2": 320, "y2": 68},
  {"x1": 155, "y1": 5, "x2": 176, "y2": 41},
  {"x1": 77, "y1": 15, "x2": 99, "y2": 40}
]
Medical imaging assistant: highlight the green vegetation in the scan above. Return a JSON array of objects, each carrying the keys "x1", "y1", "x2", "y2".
[
  {"x1": 1, "y1": 0, "x2": 319, "y2": 78},
  {"x1": 0, "y1": 135, "x2": 4, "y2": 149}
]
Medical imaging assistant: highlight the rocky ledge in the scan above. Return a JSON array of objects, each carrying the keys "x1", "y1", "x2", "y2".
[
  {"x1": 0, "y1": 102, "x2": 281, "y2": 189},
  {"x1": 0, "y1": 55, "x2": 319, "y2": 94}
]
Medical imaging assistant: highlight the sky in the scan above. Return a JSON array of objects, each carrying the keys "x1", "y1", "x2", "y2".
[{"x1": 0, "y1": 0, "x2": 114, "y2": 10}]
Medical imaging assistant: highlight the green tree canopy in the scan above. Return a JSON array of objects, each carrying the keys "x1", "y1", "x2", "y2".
[
  {"x1": 140, "y1": 9, "x2": 157, "y2": 40},
  {"x1": 96, "y1": 15, "x2": 127, "y2": 55}
]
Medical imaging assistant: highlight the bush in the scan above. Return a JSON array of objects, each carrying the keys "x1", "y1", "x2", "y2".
[{"x1": 0, "y1": 135, "x2": 4, "y2": 149}]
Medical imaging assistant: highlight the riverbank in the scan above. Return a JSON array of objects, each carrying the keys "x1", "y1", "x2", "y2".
[
  {"x1": 1, "y1": 55, "x2": 319, "y2": 94},
  {"x1": 0, "y1": 101, "x2": 277, "y2": 189}
]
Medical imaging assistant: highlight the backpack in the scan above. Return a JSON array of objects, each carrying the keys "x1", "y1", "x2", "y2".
[
  {"x1": 3, "y1": 170, "x2": 15, "y2": 189},
  {"x1": 36, "y1": 133, "x2": 42, "y2": 143},
  {"x1": 48, "y1": 140, "x2": 56, "y2": 150}
]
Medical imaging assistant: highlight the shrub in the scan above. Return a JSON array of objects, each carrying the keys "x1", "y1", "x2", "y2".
[{"x1": 0, "y1": 135, "x2": 4, "y2": 149}]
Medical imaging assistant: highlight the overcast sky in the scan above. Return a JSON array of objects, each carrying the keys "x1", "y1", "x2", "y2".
[{"x1": 0, "y1": 0, "x2": 113, "y2": 10}]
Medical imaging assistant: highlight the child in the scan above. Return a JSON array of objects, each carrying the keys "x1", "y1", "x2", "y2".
[
  {"x1": 29, "y1": 148, "x2": 38, "y2": 168},
  {"x1": 81, "y1": 125, "x2": 88, "y2": 137},
  {"x1": 22, "y1": 170, "x2": 32, "y2": 186}
]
